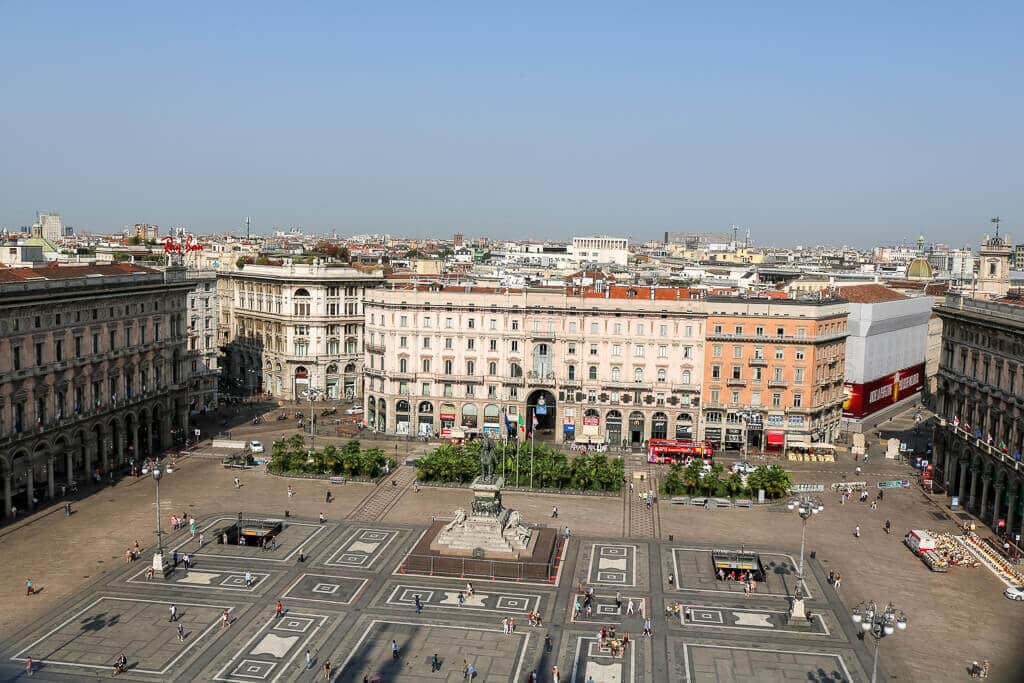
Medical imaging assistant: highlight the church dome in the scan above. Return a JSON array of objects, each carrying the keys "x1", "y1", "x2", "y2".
[{"x1": 906, "y1": 257, "x2": 934, "y2": 280}]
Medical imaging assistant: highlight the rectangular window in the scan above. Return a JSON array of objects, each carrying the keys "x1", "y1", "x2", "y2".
[
  {"x1": 756, "y1": 326, "x2": 764, "y2": 336},
  {"x1": 751, "y1": 391, "x2": 761, "y2": 406},
  {"x1": 590, "y1": 322, "x2": 599, "y2": 334},
  {"x1": 569, "y1": 322, "x2": 577, "y2": 333},
  {"x1": 444, "y1": 337, "x2": 453, "y2": 350},
  {"x1": 611, "y1": 344, "x2": 621, "y2": 356},
  {"x1": 467, "y1": 338, "x2": 475, "y2": 350},
  {"x1": 731, "y1": 391, "x2": 740, "y2": 405},
  {"x1": 710, "y1": 390, "x2": 720, "y2": 405},
  {"x1": 467, "y1": 318, "x2": 476, "y2": 329},
  {"x1": 731, "y1": 365, "x2": 741, "y2": 380},
  {"x1": 776, "y1": 326, "x2": 785, "y2": 337},
  {"x1": 658, "y1": 345, "x2": 668, "y2": 358},
  {"x1": 794, "y1": 368, "x2": 804, "y2": 383},
  {"x1": 421, "y1": 383, "x2": 430, "y2": 396},
  {"x1": 489, "y1": 339, "x2": 498, "y2": 351},
  {"x1": 734, "y1": 325, "x2": 743, "y2": 335},
  {"x1": 13, "y1": 346, "x2": 22, "y2": 371},
  {"x1": 92, "y1": 333, "x2": 100, "y2": 354},
  {"x1": 613, "y1": 323, "x2": 622, "y2": 335},
  {"x1": 590, "y1": 344, "x2": 598, "y2": 356},
  {"x1": 511, "y1": 340, "x2": 519, "y2": 352},
  {"x1": 568, "y1": 343, "x2": 576, "y2": 355},
  {"x1": 510, "y1": 320, "x2": 518, "y2": 331},
  {"x1": 423, "y1": 338, "x2": 431, "y2": 349},
  {"x1": 753, "y1": 367, "x2": 763, "y2": 381},
  {"x1": 772, "y1": 393, "x2": 782, "y2": 408},
  {"x1": 793, "y1": 393, "x2": 803, "y2": 407},
  {"x1": 714, "y1": 324, "x2": 723, "y2": 334},
  {"x1": 635, "y1": 323, "x2": 644, "y2": 335},
  {"x1": 445, "y1": 317, "x2": 453, "y2": 329},
  {"x1": 733, "y1": 345, "x2": 742, "y2": 358},
  {"x1": 713, "y1": 345, "x2": 722, "y2": 357},
  {"x1": 634, "y1": 345, "x2": 645, "y2": 357},
  {"x1": 55, "y1": 339, "x2": 64, "y2": 362},
  {"x1": 775, "y1": 347, "x2": 784, "y2": 360},
  {"x1": 400, "y1": 315, "x2": 408, "y2": 327},
  {"x1": 683, "y1": 346, "x2": 693, "y2": 359},
  {"x1": 490, "y1": 319, "x2": 498, "y2": 330},
  {"x1": 711, "y1": 364, "x2": 721, "y2": 380},
  {"x1": 660, "y1": 324, "x2": 668, "y2": 336},
  {"x1": 399, "y1": 336, "x2": 408, "y2": 348},
  {"x1": 796, "y1": 327, "x2": 806, "y2": 338},
  {"x1": 35, "y1": 342, "x2": 44, "y2": 366},
  {"x1": 422, "y1": 359, "x2": 431, "y2": 372},
  {"x1": 795, "y1": 348, "x2": 805, "y2": 360},
  {"x1": 685, "y1": 325, "x2": 693, "y2": 337}
]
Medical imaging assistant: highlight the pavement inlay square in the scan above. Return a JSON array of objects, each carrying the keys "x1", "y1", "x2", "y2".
[
  {"x1": 571, "y1": 634, "x2": 638, "y2": 683},
  {"x1": 384, "y1": 583, "x2": 542, "y2": 614},
  {"x1": 325, "y1": 528, "x2": 400, "y2": 569},
  {"x1": 172, "y1": 516, "x2": 327, "y2": 563},
  {"x1": 11, "y1": 596, "x2": 230, "y2": 675},
  {"x1": 680, "y1": 643, "x2": 853, "y2": 682},
  {"x1": 213, "y1": 612, "x2": 329, "y2": 682},
  {"x1": 336, "y1": 619, "x2": 531, "y2": 682},
  {"x1": 587, "y1": 544, "x2": 638, "y2": 587},
  {"x1": 670, "y1": 547, "x2": 812, "y2": 599},
  {"x1": 280, "y1": 574, "x2": 367, "y2": 605}
]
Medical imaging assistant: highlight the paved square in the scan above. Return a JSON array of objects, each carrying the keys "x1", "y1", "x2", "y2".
[
  {"x1": 213, "y1": 612, "x2": 329, "y2": 682},
  {"x1": 681, "y1": 643, "x2": 853, "y2": 682},
  {"x1": 336, "y1": 620, "x2": 531, "y2": 682},
  {"x1": 127, "y1": 567, "x2": 273, "y2": 592},
  {"x1": 326, "y1": 527, "x2": 400, "y2": 569},
  {"x1": 587, "y1": 544, "x2": 638, "y2": 587},
  {"x1": 671, "y1": 548, "x2": 814, "y2": 599},
  {"x1": 677, "y1": 604, "x2": 832, "y2": 637},
  {"x1": 13, "y1": 596, "x2": 229, "y2": 675},
  {"x1": 572, "y1": 634, "x2": 638, "y2": 682},
  {"x1": 281, "y1": 574, "x2": 367, "y2": 605},
  {"x1": 173, "y1": 517, "x2": 327, "y2": 563},
  {"x1": 383, "y1": 582, "x2": 543, "y2": 614}
]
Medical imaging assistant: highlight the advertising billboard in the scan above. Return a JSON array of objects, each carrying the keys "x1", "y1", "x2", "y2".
[{"x1": 843, "y1": 362, "x2": 925, "y2": 419}]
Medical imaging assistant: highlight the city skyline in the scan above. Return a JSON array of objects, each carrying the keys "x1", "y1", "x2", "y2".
[{"x1": 2, "y1": 4, "x2": 1022, "y2": 246}]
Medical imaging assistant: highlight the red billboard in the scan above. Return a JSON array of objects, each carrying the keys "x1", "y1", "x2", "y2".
[{"x1": 843, "y1": 363, "x2": 925, "y2": 419}]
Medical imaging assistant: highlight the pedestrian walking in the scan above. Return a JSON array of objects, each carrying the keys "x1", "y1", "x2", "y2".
[
  {"x1": 173, "y1": 550, "x2": 179, "y2": 567},
  {"x1": 391, "y1": 639, "x2": 400, "y2": 659},
  {"x1": 322, "y1": 660, "x2": 332, "y2": 680},
  {"x1": 551, "y1": 505, "x2": 558, "y2": 518},
  {"x1": 244, "y1": 571, "x2": 253, "y2": 588},
  {"x1": 564, "y1": 526, "x2": 571, "y2": 539},
  {"x1": 510, "y1": 617, "x2": 516, "y2": 633},
  {"x1": 276, "y1": 600, "x2": 283, "y2": 618},
  {"x1": 319, "y1": 512, "x2": 326, "y2": 524},
  {"x1": 234, "y1": 477, "x2": 240, "y2": 489},
  {"x1": 467, "y1": 581, "x2": 474, "y2": 596},
  {"x1": 552, "y1": 664, "x2": 559, "y2": 682},
  {"x1": 458, "y1": 591, "x2": 465, "y2": 607},
  {"x1": 615, "y1": 591, "x2": 622, "y2": 610},
  {"x1": 177, "y1": 623, "x2": 185, "y2": 642},
  {"x1": 26, "y1": 578, "x2": 34, "y2": 596},
  {"x1": 287, "y1": 485, "x2": 294, "y2": 498},
  {"x1": 414, "y1": 594, "x2": 422, "y2": 614},
  {"x1": 626, "y1": 598, "x2": 635, "y2": 615},
  {"x1": 463, "y1": 659, "x2": 470, "y2": 680},
  {"x1": 26, "y1": 656, "x2": 33, "y2": 676},
  {"x1": 169, "y1": 604, "x2": 177, "y2": 622},
  {"x1": 431, "y1": 653, "x2": 440, "y2": 672},
  {"x1": 199, "y1": 532, "x2": 205, "y2": 547},
  {"x1": 306, "y1": 649, "x2": 312, "y2": 670},
  {"x1": 502, "y1": 617, "x2": 509, "y2": 635}
]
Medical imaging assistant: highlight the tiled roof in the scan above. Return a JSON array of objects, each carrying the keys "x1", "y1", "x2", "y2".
[
  {"x1": 837, "y1": 284, "x2": 908, "y2": 303},
  {"x1": 0, "y1": 262, "x2": 155, "y2": 282}
]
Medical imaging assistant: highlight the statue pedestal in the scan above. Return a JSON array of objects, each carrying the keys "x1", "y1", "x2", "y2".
[{"x1": 430, "y1": 476, "x2": 536, "y2": 560}]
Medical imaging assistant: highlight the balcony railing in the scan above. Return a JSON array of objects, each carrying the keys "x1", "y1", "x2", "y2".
[
  {"x1": 726, "y1": 377, "x2": 746, "y2": 386},
  {"x1": 768, "y1": 379, "x2": 787, "y2": 388},
  {"x1": 748, "y1": 358, "x2": 768, "y2": 367},
  {"x1": 948, "y1": 422, "x2": 1022, "y2": 472},
  {"x1": 365, "y1": 342, "x2": 385, "y2": 354}
]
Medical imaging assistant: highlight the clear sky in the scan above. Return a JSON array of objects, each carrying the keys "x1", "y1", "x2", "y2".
[{"x1": 1, "y1": 2, "x2": 1021, "y2": 247}]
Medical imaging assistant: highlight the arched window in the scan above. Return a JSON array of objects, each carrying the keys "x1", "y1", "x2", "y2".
[
  {"x1": 399, "y1": 358, "x2": 408, "y2": 373},
  {"x1": 293, "y1": 288, "x2": 311, "y2": 316},
  {"x1": 568, "y1": 365, "x2": 576, "y2": 380},
  {"x1": 611, "y1": 367, "x2": 621, "y2": 382},
  {"x1": 657, "y1": 368, "x2": 666, "y2": 382},
  {"x1": 396, "y1": 399, "x2": 410, "y2": 413},
  {"x1": 418, "y1": 401, "x2": 433, "y2": 413},
  {"x1": 344, "y1": 363, "x2": 356, "y2": 373},
  {"x1": 488, "y1": 361, "x2": 497, "y2": 375},
  {"x1": 634, "y1": 367, "x2": 643, "y2": 382},
  {"x1": 682, "y1": 370, "x2": 691, "y2": 385},
  {"x1": 537, "y1": 343, "x2": 548, "y2": 355},
  {"x1": 326, "y1": 364, "x2": 338, "y2": 375},
  {"x1": 588, "y1": 365, "x2": 598, "y2": 380},
  {"x1": 510, "y1": 363, "x2": 523, "y2": 377}
]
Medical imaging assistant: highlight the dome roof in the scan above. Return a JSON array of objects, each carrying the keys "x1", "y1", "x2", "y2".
[{"x1": 906, "y1": 257, "x2": 934, "y2": 280}]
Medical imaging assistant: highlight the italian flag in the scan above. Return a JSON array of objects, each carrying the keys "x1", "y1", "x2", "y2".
[{"x1": 518, "y1": 413, "x2": 526, "y2": 433}]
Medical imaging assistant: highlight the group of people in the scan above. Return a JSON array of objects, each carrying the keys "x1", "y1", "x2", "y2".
[{"x1": 827, "y1": 570, "x2": 843, "y2": 591}]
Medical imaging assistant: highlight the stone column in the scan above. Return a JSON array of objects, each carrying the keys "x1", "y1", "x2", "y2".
[
  {"x1": 26, "y1": 467, "x2": 34, "y2": 512},
  {"x1": 101, "y1": 436, "x2": 110, "y2": 474},
  {"x1": 3, "y1": 473, "x2": 11, "y2": 518},
  {"x1": 131, "y1": 423, "x2": 140, "y2": 461},
  {"x1": 968, "y1": 465, "x2": 980, "y2": 510},
  {"x1": 1006, "y1": 492, "x2": 1018, "y2": 537},
  {"x1": 979, "y1": 476, "x2": 991, "y2": 521},
  {"x1": 992, "y1": 483, "x2": 1004, "y2": 527},
  {"x1": 116, "y1": 429, "x2": 126, "y2": 466},
  {"x1": 958, "y1": 460, "x2": 969, "y2": 502},
  {"x1": 66, "y1": 449, "x2": 74, "y2": 486},
  {"x1": 161, "y1": 412, "x2": 172, "y2": 452},
  {"x1": 84, "y1": 437, "x2": 94, "y2": 480},
  {"x1": 47, "y1": 454, "x2": 55, "y2": 500}
]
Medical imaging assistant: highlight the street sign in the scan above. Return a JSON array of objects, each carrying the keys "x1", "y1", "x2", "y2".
[{"x1": 877, "y1": 480, "x2": 910, "y2": 489}]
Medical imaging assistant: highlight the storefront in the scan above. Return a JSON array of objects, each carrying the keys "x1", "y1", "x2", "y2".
[
  {"x1": 461, "y1": 404, "x2": 479, "y2": 434},
  {"x1": 675, "y1": 414, "x2": 693, "y2": 440},
  {"x1": 652, "y1": 412, "x2": 669, "y2": 440},
  {"x1": 440, "y1": 404, "x2": 456, "y2": 438},
  {"x1": 417, "y1": 401, "x2": 434, "y2": 437},
  {"x1": 704, "y1": 427, "x2": 722, "y2": 448},
  {"x1": 725, "y1": 428, "x2": 743, "y2": 451},
  {"x1": 766, "y1": 429, "x2": 785, "y2": 451},
  {"x1": 629, "y1": 412, "x2": 645, "y2": 446},
  {"x1": 483, "y1": 404, "x2": 501, "y2": 437},
  {"x1": 605, "y1": 411, "x2": 621, "y2": 446},
  {"x1": 395, "y1": 399, "x2": 410, "y2": 436}
]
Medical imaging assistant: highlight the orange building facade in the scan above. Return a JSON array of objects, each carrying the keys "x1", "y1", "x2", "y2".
[{"x1": 701, "y1": 295, "x2": 849, "y2": 452}]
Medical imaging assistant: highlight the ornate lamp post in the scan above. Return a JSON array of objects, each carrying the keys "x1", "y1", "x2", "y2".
[
  {"x1": 151, "y1": 463, "x2": 171, "y2": 577},
  {"x1": 786, "y1": 495, "x2": 823, "y2": 619},
  {"x1": 851, "y1": 600, "x2": 908, "y2": 683},
  {"x1": 302, "y1": 380, "x2": 325, "y2": 454}
]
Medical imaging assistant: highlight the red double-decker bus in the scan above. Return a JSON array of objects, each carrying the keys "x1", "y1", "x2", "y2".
[{"x1": 647, "y1": 438, "x2": 715, "y2": 465}]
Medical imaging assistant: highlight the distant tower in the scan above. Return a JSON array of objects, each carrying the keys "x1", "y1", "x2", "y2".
[
  {"x1": 453, "y1": 232, "x2": 464, "y2": 247},
  {"x1": 34, "y1": 211, "x2": 63, "y2": 243},
  {"x1": 916, "y1": 233, "x2": 925, "y2": 254},
  {"x1": 976, "y1": 217, "x2": 1011, "y2": 298},
  {"x1": 245, "y1": 217, "x2": 251, "y2": 240}
]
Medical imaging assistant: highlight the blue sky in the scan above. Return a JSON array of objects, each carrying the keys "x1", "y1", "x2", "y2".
[{"x1": 1, "y1": 2, "x2": 1022, "y2": 246}]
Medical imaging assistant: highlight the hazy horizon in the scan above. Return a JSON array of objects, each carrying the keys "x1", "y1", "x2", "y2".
[{"x1": 2, "y1": 3, "x2": 1021, "y2": 249}]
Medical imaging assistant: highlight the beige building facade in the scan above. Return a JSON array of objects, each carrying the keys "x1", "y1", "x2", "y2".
[
  {"x1": 363, "y1": 284, "x2": 706, "y2": 444},
  {"x1": 218, "y1": 260, "x2": 385, "y2": 401},
  {"x1": 0, "y1": 263, "x2": 192, "y2": 519}
]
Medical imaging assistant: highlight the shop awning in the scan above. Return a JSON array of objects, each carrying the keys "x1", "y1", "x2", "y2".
[{"x1": 766, "y1": 430, "x2": 785, "y2": 446}]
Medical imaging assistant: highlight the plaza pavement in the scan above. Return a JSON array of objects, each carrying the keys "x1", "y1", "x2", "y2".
[{"x1": 0, "y1": 405, "x2": 1020, "y2": 681}]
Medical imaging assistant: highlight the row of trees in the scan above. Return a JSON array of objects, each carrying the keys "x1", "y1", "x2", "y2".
[
  {"x1": 415, "y1": 440, "x2": 624, "y2": 492},
  {"x1": 661, "y1": 461, "x2": 792, "y2": 499},
  {"x1": 269, "y1": 435, "x2": 394, "y2": 478}
]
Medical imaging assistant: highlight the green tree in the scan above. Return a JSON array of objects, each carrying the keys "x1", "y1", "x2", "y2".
[
  {"x1": 746, "y1": 465, "x2": 792, "y2": 499},
  {"x1": 701, "y1": 463, "x2": 725, "y2": 496},
  {"x1": 683, "y1": 460, "x2": 705, "y2": 493}
]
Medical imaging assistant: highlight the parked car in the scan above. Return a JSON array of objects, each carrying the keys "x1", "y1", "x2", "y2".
[
  {"x1": 730, "y1": 461, "x2": 757, "y2": 474},
  {"x1": 1004, "y1": 585, "x2": 1024, "y2": 601},
  {"x1": 249, "y1": 440, "x2": 264, "y2": 454},
  {"x1": 344, "y1": 407, "x2": 364, "y2": 415}
]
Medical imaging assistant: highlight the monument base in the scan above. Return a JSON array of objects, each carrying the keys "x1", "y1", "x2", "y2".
[{"x1": 152, "y1": 552, "x2": 173, "y2": 579}]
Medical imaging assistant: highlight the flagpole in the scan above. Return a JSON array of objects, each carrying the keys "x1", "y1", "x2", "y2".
[{"x1": 530, "y1": 426, "x2": 535, "y2": 489}]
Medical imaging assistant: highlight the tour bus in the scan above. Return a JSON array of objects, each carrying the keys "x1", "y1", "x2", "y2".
[{"x1": 647, "y1": 438, "x2": 715, "y2": 465}]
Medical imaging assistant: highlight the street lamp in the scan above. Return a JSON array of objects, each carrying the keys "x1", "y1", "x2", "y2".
[
  {"x1": 851, "y1": 600, "x2": 908, "y2": 683},
  {"x1": 302, "y1": 378, "x2": 325, "y2": 454},
  {"x1": 528, "y1": 395, "x2": 547, "y2": 489},
  {"x1": 785, "y1": 495, "x2": 823, "y2": 619},
  {"x1": 151, "y1": 463, "x2": 170, "y2": 577}
]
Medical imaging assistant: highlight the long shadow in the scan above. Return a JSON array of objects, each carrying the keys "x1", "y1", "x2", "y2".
[{"x1": 805, "y1": 667, "x2": 846, "y2": 683}]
